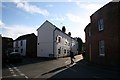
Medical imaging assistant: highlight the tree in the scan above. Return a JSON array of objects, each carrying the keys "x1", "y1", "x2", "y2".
[{"x1": 77, "y1": 37, "x2": 83, "y2": 53}]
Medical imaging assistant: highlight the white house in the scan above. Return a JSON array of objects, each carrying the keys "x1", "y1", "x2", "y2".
[
  {"x1": 13, "y1": 40, "x2": 26, "y2": 56},
  {"x1": 37, "y1": 20, "x2": 78, "y2": 58},
  {"x1": 13, "y1": 33, "x2": 37, "y2": 57}
]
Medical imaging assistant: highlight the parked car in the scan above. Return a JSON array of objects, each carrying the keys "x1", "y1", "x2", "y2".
[{"x1": 7, "y1": 52, "x2": 22, "y2": 63}]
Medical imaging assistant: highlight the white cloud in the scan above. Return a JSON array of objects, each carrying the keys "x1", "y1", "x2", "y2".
[
  {"x1": 65, "y1": 13, "x2": 90, "y2": 42},
  {"x1": 66, "y1": 13, "x2": 81, "y2": 23},
  {"x1": 0, "y1": 20, "x2": 4, "y2": 27},
  {"x1": 51, "y1": 17, "x2": 64, "y2": 21},
  {"x1": 14, "y1": 1, "x2": 49, "y2": 16},
  {"x1": 76, "y1": 0, "x2": 112, "y2": 12},
  {"x1": 79, "y1": 3, "x2": 104, "y2": 11},
  {"x1": 67, "y1": 0, "x2": 72, "y2": 2},
  {"x1": 50, "y1": 15, "x2": 65, "y2": 21},
  {"x1": 2, "y1": 24, "x2": 37, "y2": 40}
]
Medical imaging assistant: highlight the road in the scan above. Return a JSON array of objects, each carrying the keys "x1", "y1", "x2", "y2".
[{"x1": 2, "y1": 54, "x2": 120, "y2": 79}]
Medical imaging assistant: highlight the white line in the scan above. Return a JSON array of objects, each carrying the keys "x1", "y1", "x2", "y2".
[
  {"x1": 5, "y1": 64, "x2": 29, "y2": 79},
  {"x1": 9, "y1": 69, "x2": 14, "y2": 72},
  {"x1": 13, "y1": 67, "x2": 17, "y2": 69},
  {"x1": 8, "y1": 68, "x2": 12, "y2": 70},
  {"x1": 10, "y1": 64, "x2": 29, "y2": 79},
  {"x1": 11, "y1": 71, "x2": 15, "y2": 74},
  {"x1": 20, "y1": 73, "x2": 25, "y2": 76},
  {"x1": 25, "y1": 76, "x2": 29, "y2": 79},
  {"x1": 65, "y1": 60, "x2": 69, "y2": 63},
  {"x1": 12, "y1": 74, "x2": 17, "y2": 76}
]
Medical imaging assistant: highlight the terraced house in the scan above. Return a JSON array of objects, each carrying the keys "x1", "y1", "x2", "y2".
[
  {"x1": 37, "y1": 20, "x2": 78, "y2": 58},
  {"x1": 84, "y1": 2, "x2": 120, "y2": 67}
]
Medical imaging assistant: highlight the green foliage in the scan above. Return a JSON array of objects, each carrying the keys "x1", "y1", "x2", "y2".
[{"x1": 77, "y1": 37, "x2": 83, "y2": 53}]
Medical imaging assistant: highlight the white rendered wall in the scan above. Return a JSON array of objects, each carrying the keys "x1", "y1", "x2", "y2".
[
  {"x1": 13, "y1": 40, "x2": 26, "y2": 56},
  {"x1": 54, "y1": 30, "x2": 71, "y2": 57},
  {"x1": 37, "y1": 21, "x2": 55, "y2": 57}
]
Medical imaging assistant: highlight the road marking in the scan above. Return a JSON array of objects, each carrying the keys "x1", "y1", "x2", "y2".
[
  {"x1": 12, "y1": 74, "x2": 17, "y2": 76},
  {"x1": 65, "y1": 61, "x2": 68, "y2": 63},
  {"x1": 5, "y1": 64, "x2": 29, "y2": 79},
  {"x1": 11, "y1": 71, "x2": 15, "y2": 74},
  {"x1": 9, "y1": 69, "x2": 14, "y2": 72},
  {"x1": 8, "y1": 68, "x2": 12, "y2": 70},
  {"x1": 11, "y1": 64, "x2": 29, "y2": 79},
  {"x1": 25, "y1": 76, "x2": 29, "y2": 79},
  {"x1": 20, "y1": 73, "x2": 25, "y2": 76}
]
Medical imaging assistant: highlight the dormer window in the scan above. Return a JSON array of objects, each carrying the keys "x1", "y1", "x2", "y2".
[{"x1": 98, "y1": 18, "x2": 104, "y2": 31}]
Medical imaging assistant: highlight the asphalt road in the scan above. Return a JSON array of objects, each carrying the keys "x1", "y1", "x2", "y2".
[{"x1": 2, "y1": 54, "x2": 120, "y2": 79}]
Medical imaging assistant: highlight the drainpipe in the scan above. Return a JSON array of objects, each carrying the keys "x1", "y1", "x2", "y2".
[{"x1": 53, "y1": 28, "x2": 56, "y2": 58}]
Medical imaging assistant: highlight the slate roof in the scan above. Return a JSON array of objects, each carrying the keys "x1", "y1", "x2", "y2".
[{"x1": 15, "y1": 33, "x2": 36, "y2": 41}]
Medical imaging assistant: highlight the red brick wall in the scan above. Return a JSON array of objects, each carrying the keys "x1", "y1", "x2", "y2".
[{"x1": 85, "y1": 2, "x2": 120, "y2": 66}]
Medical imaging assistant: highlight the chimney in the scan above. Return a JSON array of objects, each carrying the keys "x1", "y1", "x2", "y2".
[
  {"x1": 68, "y1": 32, "x2": 71, "y2": 37},
  {"x1": 62, "y1": 26, "x2": 66, "y2": 33}
]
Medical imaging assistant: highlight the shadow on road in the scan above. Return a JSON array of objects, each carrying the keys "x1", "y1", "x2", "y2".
[
  {"x1": 41, "y1": 64, "x2": 70, "y2": 76},
  {"x1": 47, "y1": 59, "x2": 120, "y2": 79}
]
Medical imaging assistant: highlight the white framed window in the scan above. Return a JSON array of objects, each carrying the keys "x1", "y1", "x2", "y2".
[
  {"x1": 98, "y1": 18, "x2": 104, "y2": 31},
  {"x1": 56, "y1": 36, "x2": 61, "y2": 43},
  {"x1": 64, "y1": 39, "x2": 68, "y2": 45},
  {"x1": 99, "y1": 40, "x2": 105, "y2": 56},
  {"x1": 58, "y1": 47, "x2": 61, "y2": 54},
  {"x1": 64, "y1": 49, "x2": 66, "y2": 54}
]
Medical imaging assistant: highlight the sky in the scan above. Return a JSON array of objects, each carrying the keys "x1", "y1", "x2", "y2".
[{"x1": 0, "y1": 0, "x2": 113, "y2": 42}]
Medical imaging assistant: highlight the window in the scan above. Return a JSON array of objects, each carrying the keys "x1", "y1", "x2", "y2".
[
  {"x1": 15, "y1": 41, "x2": 18, "y2": 47},
  {"x1": 21, "y1": 49, "x2": 23, "y2": 53},
  {"x1": 64, "y1": 39, "x2": 67, "y2": 45},
  {"x1": 56, "y1": 36, "x2": 61, "y2": 43},
  {"x1": 99, "y1": 40, "x2": 105, "y2": 56},
  {"x1": 15, "y1": 49, "x2": 18, "y2": 52},
  {"x1": 58, "y1": 37, "x2": 61, "y2": 43},
  {"x1": 21, "y1": 41, "x2": 23, "y2": 46},
  {"x1": 58, "y1": 49, "x2": 61, "y2": 54},
  {"x1": 64, "y1": 49, "x2": 66, "y2": 54},
  {"x1": 67, "y1": 50, "x2": 69, "y2": 54},
  {"x1": 68, "y1": 42, "x2": 70, "y2": 46},
  {"x1": 98, "y1": 18, "x2": 104, "y2": 31}
]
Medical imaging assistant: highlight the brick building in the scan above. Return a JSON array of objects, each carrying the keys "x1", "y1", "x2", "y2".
[
  {"x1": 2, "y1": 37, "x2": 13, "y2": 63},
  {"x1": 84, "y1": 2, "x2": 120, "y2": 67}
]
